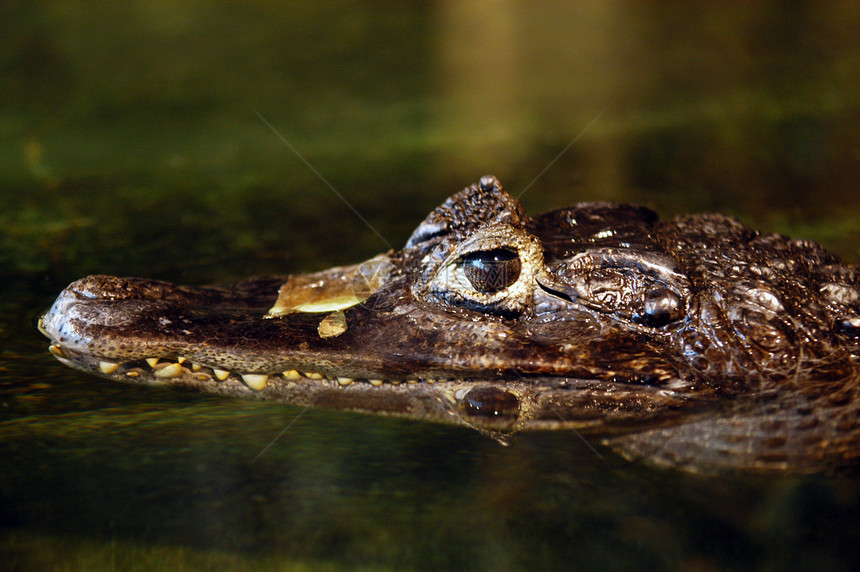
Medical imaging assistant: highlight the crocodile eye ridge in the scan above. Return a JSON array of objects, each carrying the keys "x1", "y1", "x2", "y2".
[{"x1": 460, "y1": 248, "x2": 521, "y2": 293}]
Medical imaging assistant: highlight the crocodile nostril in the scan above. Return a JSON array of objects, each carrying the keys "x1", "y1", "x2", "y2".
[{"x1": 71, "y1": 275, "x2": 139, "y2": 300}]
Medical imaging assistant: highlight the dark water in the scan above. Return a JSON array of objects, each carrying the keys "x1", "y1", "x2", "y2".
[{"x1": 2, "y1": 2, "x2": 859, "y2": 570}]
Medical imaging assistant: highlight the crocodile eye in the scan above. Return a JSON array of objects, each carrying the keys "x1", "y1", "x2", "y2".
[
  {"x1": 460, "y1": 248, "x2": 521, "y2": 293},
  {"x1": 638, "y1": 287, "x2": 683, "y2": 327}
]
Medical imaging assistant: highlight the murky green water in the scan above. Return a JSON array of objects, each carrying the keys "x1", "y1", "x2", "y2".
[{"x1": 2, "y1": 2, "x2": 859, "y2": 570}]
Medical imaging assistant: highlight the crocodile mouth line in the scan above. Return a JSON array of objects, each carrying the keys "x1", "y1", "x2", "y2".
[{"x1": 45, "y1": 341, "x2": 451, "y2": 391}]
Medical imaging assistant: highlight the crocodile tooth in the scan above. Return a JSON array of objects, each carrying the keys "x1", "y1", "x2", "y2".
[
  {"x1": 213, "y1": 368, "x2": 231, "y2": 381},
  {"x1": 126, "y1": 371, "x2": 139, "y2": 378},
  {"x1": 48, "y1": 344, "x2": 65, "y2": 358},
  {"x1": 241, "y1": 374, "x2": 269, "y2": 391},
  {"x1": 368, "y1": 379, "x2": 383, "y2": 387},
  {"x1": 283, "y1": 370, "x2": 302, "y2": 380},
  {"x1": 390, "y1": 380, "x2": 401, "y2": 386},
  {"x1": 305, "y1": 372, "x2": 324, "y2": 380},
  {"x1": 190, "y1": 363, "x2": 202, "y2": 372},
  {"x1": 153, "y1": 362, "x2": 183, "y2": 378},
  {"x1": 99, "y1": 361, "x2": 120, "y2": 374},
  {"x1": 177, "y1": 357, "x2": 186, "y2": 364},
  {"x1": 406, "y1": 379, "x2": 418, "y2": 384},
  {"x1": 337, "y1": 377, "x2": 354, "y2": 386},
  {"x1": 145, "y1": 358, "x2": 159, "y2": 368}
]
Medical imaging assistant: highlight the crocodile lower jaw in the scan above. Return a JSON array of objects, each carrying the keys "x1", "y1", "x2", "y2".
[{"x1": 47, "y1": 342, "x2": 440, "y2": 391}]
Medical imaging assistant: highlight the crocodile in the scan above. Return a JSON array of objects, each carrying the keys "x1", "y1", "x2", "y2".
[{"x1": 40, "y1": 176, "x2": 860, "y2": 473}]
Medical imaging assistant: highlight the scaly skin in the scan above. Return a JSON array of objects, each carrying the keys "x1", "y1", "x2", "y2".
[{"x1": 40, "y1": 177, "x2": 860, "y2": 473}]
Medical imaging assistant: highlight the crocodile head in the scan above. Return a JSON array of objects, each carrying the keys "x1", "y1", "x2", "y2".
[{"x1": 40, "y1": 176, "x2": 860, "y2": 472}]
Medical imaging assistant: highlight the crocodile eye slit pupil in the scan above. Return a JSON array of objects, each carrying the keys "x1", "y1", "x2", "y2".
[
  {"x1": 639, "y1": 287, "x2": 682, "y2": 327},
  {"x1": 461, "y1": 248, "x2": 521, "y2": 293}
]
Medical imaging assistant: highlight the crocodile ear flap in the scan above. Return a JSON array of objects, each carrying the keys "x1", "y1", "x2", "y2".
[
  {"x1": 405, "y1": 220, "x2": 448, "y2": 250},
  {"x1": 405, "y1": 176, "x2": 527, "y2": 250}
]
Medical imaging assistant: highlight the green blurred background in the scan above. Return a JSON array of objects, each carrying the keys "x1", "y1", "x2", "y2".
[
  {"x1": 1, "y1": 2, "x2": 859, "y2": 570},
  {"x1": 2, "y1": 1, "x2": 858, "y2": 281}
]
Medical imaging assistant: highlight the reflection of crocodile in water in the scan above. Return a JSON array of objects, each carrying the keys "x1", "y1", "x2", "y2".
[{"x1": 40, "y1": 176, "x2": 859, "y2": 472}]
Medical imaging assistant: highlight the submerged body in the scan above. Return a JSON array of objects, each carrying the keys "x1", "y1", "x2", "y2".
[{"x1": 41, "y1": 177, "x2": 860, "y2": 472}]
